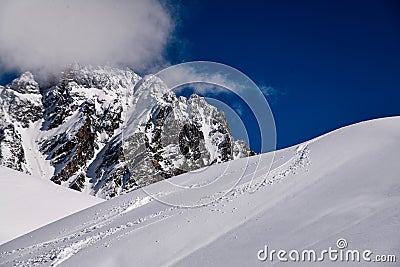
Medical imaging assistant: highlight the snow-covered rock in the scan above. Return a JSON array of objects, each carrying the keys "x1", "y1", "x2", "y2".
[
  {"x1": 0, "y1": 66, "x2": 252, "y2": 199},
  {"x1": 0, "y1": 72, "x2": 43, "y2": 172}
]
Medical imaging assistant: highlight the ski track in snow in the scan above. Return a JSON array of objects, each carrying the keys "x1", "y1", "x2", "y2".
[{"x1": 0, "y1": 143, "x2": 310, "y2": 267}]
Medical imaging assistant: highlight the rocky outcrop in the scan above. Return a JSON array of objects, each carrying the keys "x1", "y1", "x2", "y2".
[
  {"x1": 0, "y1": 72, "x2": 42, "y2": 173},
  {"x1": 0, "y1": 72, "x2": 42, "y2": 128},
  {"x1": 0, "y1": 66, "x2": 253, "y2": 199},
  {"x1": 0, "y1": 122, "x2": 27, "y2": 172}
]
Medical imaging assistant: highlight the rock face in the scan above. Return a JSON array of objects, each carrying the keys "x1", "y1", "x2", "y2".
[
  {"x1": 37, "y1": 66, "x2": 140, "y2": 193},
  {"x1": 0, "y1": 72, "x2": 42, "y2": 172},
  {"x1": 0, "y1": 66, "x2": 253, "y2": 199},
  {"x1": 0, "y1": 122, "x2": 27, "y2": 172}
]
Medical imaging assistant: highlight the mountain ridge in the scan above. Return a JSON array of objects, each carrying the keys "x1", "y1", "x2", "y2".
[{"x1": 0, "y1": 66, "x2": 252, "y2": 199}]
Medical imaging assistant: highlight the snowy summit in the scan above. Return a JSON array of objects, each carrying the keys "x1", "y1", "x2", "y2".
[{"x1": 0, "y1": 66, "x2": 252, "y2": 199}]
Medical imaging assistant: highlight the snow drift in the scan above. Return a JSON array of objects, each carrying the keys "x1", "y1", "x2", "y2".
[{"x1": 0, "y1": 167, "x2": 102, "y2": 245}]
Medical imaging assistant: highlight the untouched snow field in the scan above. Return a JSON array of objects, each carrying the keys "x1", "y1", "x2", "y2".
[
  {"x1": 0, "y1": 168, "x2": 103, "y2": 245},
  {"x1": 1, "y1": 117, "x2": 399, "y2": 266}
]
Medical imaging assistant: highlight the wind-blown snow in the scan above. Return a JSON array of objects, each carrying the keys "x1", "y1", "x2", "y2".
[{"x1": 0, "y1": 117, "x2": 399, "y2": 266}]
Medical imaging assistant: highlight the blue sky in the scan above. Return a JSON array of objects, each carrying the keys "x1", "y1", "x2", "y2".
[
  {"x1": 168, "y1": 0, "x2": 400, "y2": 151},
  {"x1": 1, "y1": 0, "x2": 399, "y2": 152}
]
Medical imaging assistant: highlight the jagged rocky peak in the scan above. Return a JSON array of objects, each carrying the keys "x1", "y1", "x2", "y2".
[
  {"x1": 39, "y1": 66, "x2": 141, "y2": 190},
  {"x1": 0, "y1": 73, "x2": 43, "y2": 128},
  {"x1": 60, "y1": 65, "x2": 141, "y2": 93},
  {"x1": 42, "y1": 65, "x2": 141, "y2": 131},
  {"x1": 92, "y1": 76, "x2": 253, "y2": 198},
  {"x1": 9, "y1": 72, "x2": 40, "y2": 94},
  {"x1": 0, "y1": 73, "x2": 41, "y2": 172},
  {"x1": 0, "y1": 66, "x2": 253, "y2": 199}
]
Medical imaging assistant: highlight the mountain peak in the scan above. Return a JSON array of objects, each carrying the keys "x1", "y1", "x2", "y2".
[
  {"x1": 0, "y1": 66, "x2": 253, "y2": 199},
  {"x1": 9, "y1": 72, "x2": 40, "y2": 94}
]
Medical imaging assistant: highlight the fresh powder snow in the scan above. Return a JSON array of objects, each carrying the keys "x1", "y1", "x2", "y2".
[
  {"x1": 0, "y1": 117, "x2": 399, "y2": 266},
  {"x1": 0, "y1": 167, "x2": 102, "y2": 245}
]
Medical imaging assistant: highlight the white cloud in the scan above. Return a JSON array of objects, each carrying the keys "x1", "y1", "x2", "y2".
[
  {"x1": 0, "y1": 0, "x2": 173, "y2": 79},
  {"x1": 156, "y1": 63, "x2": 250, "y2": 94},
  {"x1": 156, "y1": 63, "x2": 282, "y2": 102}
]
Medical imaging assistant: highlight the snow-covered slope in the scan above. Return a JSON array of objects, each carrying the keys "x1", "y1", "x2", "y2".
[
  {"x1": 0, "y1": 117, "x2": 399, "y2": 266},
  {"x1": 0, "y1": 167, "x2": 102, "y2": 245}
]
